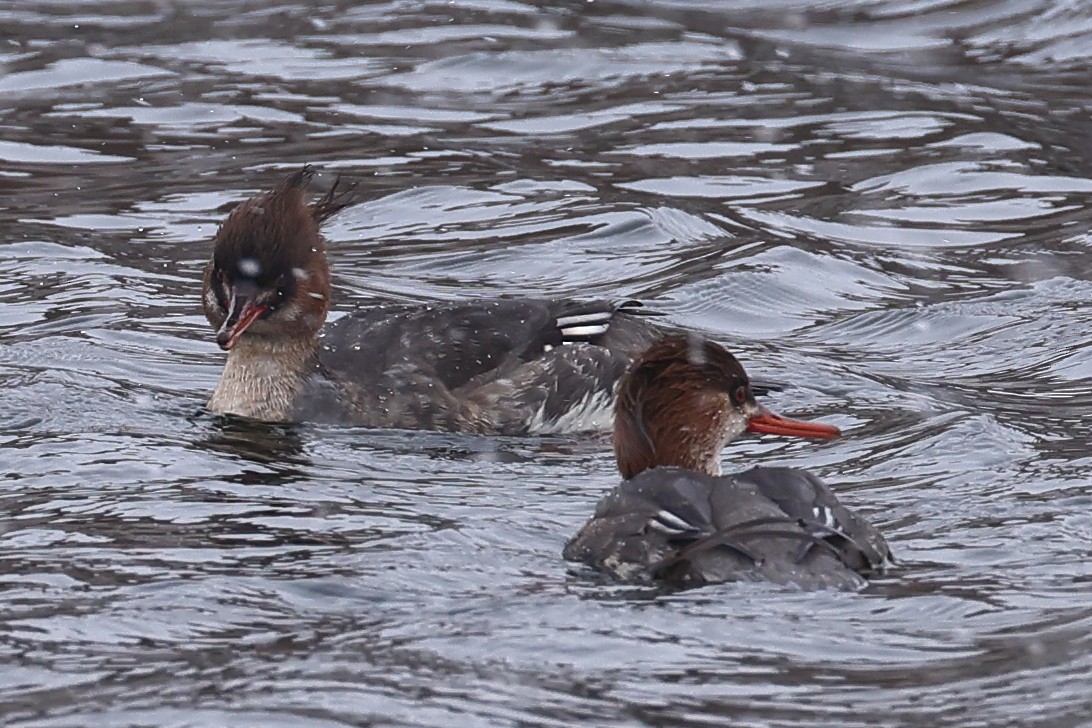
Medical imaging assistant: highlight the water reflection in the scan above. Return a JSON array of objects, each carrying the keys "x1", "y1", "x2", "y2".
[{"x1": 195, "y1": 415, "x2": 310, "y2": 471}]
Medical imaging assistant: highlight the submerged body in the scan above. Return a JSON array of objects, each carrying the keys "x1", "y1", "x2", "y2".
[
  {"x1": 202, "y1": 168, "x2": 666, "y2": 433},
  {"x1": 564, "y1": 336, "x2": 889, "y2": 590}
]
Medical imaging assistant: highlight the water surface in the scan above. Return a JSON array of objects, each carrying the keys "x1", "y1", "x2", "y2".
[{"x1": 2, "y1": 1, "x2": 1091, "y2": 726}]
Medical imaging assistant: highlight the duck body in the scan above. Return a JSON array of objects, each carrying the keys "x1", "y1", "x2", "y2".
[
  {"x1": 202, "y1": 167, "x2": 668, "y2": 434},
  {"x1": 299, "y1": 298, "x2": 664, "y2": 433},
  {"x1": 563, "y1": 465, "x2": 888, "y2": 590}
]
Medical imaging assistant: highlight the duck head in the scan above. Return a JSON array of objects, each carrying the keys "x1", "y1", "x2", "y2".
[
  {"x1": 202, "y1": 167, "x2": 352, "y2": 350},
  {"x1": 613, "y1": 335, "x2": 840, "y2": 479}
]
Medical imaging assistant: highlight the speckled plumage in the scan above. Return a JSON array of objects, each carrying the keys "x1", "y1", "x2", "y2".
[{"x1": 301, "y1": 298, "x2": 666, "y2": 433}]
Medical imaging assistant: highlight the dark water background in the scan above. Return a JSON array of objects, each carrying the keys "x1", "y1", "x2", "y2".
[{"x1": 2, "y1": 1, "x2": 1091, "y2": 726}]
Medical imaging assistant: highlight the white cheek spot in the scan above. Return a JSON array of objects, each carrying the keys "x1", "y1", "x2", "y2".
[
  {"x1": 292, "y1": 267, "x2": 309, "y2": 282},
  {"x1": 238, "y1": 257, "x2": 261, "y2": 277}
]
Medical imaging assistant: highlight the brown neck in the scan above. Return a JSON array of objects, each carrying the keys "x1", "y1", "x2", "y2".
[{"x1": 207, "y1": 334, "x2": 318, "y2": 422}]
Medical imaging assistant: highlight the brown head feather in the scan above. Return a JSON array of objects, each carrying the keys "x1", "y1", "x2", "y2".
[
  {"x1": 203, "y1": 167, "x2": 350, "y2": 343},
  {"x1": 613, "y1": 334, "x2": 755, "y2": 479},
  {"x1": 212, "y1": 167, "x2": 327, "y2": 286}
]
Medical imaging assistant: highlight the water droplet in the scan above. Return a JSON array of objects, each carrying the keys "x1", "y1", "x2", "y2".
[{"x1": 238, "y1": 258, "x2": 261, "y2": 277}]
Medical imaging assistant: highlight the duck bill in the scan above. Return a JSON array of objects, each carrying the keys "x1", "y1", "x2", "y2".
[
  {"x1": 747, "y1": 405, "x2": 840, "y2": 439},
  {"x1": 215, "y1": 289, "x2": 270, "y2": 351}
]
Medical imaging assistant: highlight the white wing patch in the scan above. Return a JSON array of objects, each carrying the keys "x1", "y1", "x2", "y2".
[
  {"x1": 525, "y1": 388, "x2": 613, "y2": 435},
  {"x1": 556, "y1": 310, "x2": 613, "y2": 341},
  {"x1": 647, "y1": 509, "x2": 693, "y2": 536},
  {"x1": 812, "y1": 506, "x2": 838, "y2": 530},
  {"x1": 559, "y1": 324, "x2": 610, "y2": 338},
  {"x1": 555, "y1": 311, "x2": 612, "y2": 327}
]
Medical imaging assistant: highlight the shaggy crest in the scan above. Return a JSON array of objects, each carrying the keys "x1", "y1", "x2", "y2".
[{"x1": 212, "y1": 166, "x2": 354, "y2": 288}]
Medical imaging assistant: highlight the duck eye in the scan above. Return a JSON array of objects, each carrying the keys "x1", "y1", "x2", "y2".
[
  {"x1": 733, "y1": 385, "x2": 748, "y2": 405},
  {"x1": 274, "y1": 276, "x2": 290, "y2": 301}
]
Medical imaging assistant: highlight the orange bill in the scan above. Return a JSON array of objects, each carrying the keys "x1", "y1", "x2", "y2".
[
  {"x1": 747, "y1": 406, "x2": 840, "y2": 439},
  {"x1": 216, "y1": 299, "x2": 270, "y2": 351}
]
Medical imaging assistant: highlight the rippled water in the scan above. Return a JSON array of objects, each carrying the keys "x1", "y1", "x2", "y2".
[{"x1": 2, "y1": 0, "x2": 1091, "y2": 725}]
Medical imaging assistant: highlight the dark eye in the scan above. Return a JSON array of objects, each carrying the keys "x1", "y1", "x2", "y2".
[
  {"x1": 274, "y1": 276, "x2": 290, "y2": 302},
  {"x1": 733, "y1": 384, "x2": 748, "y2": 405}
]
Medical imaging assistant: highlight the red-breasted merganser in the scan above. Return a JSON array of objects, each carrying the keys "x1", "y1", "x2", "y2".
[
  {"x1": 563, "y1": 335, "x2": 890, "y2": 590},
  {"x1": 203, "y1": 167, "x2": 670, "y2": 433}
]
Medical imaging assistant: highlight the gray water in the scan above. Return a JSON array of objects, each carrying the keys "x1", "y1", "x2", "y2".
[{"x1": 2, "y1": 1, "x2": 1091, "y2": 726}]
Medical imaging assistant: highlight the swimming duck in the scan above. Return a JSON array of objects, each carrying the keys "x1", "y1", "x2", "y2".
[
  {"x1": 563, "y1": 335, "x2": 890, "y2": 589},
  {"x1": 202, "y1": 167, "x2": 669, "y2": 433}
]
